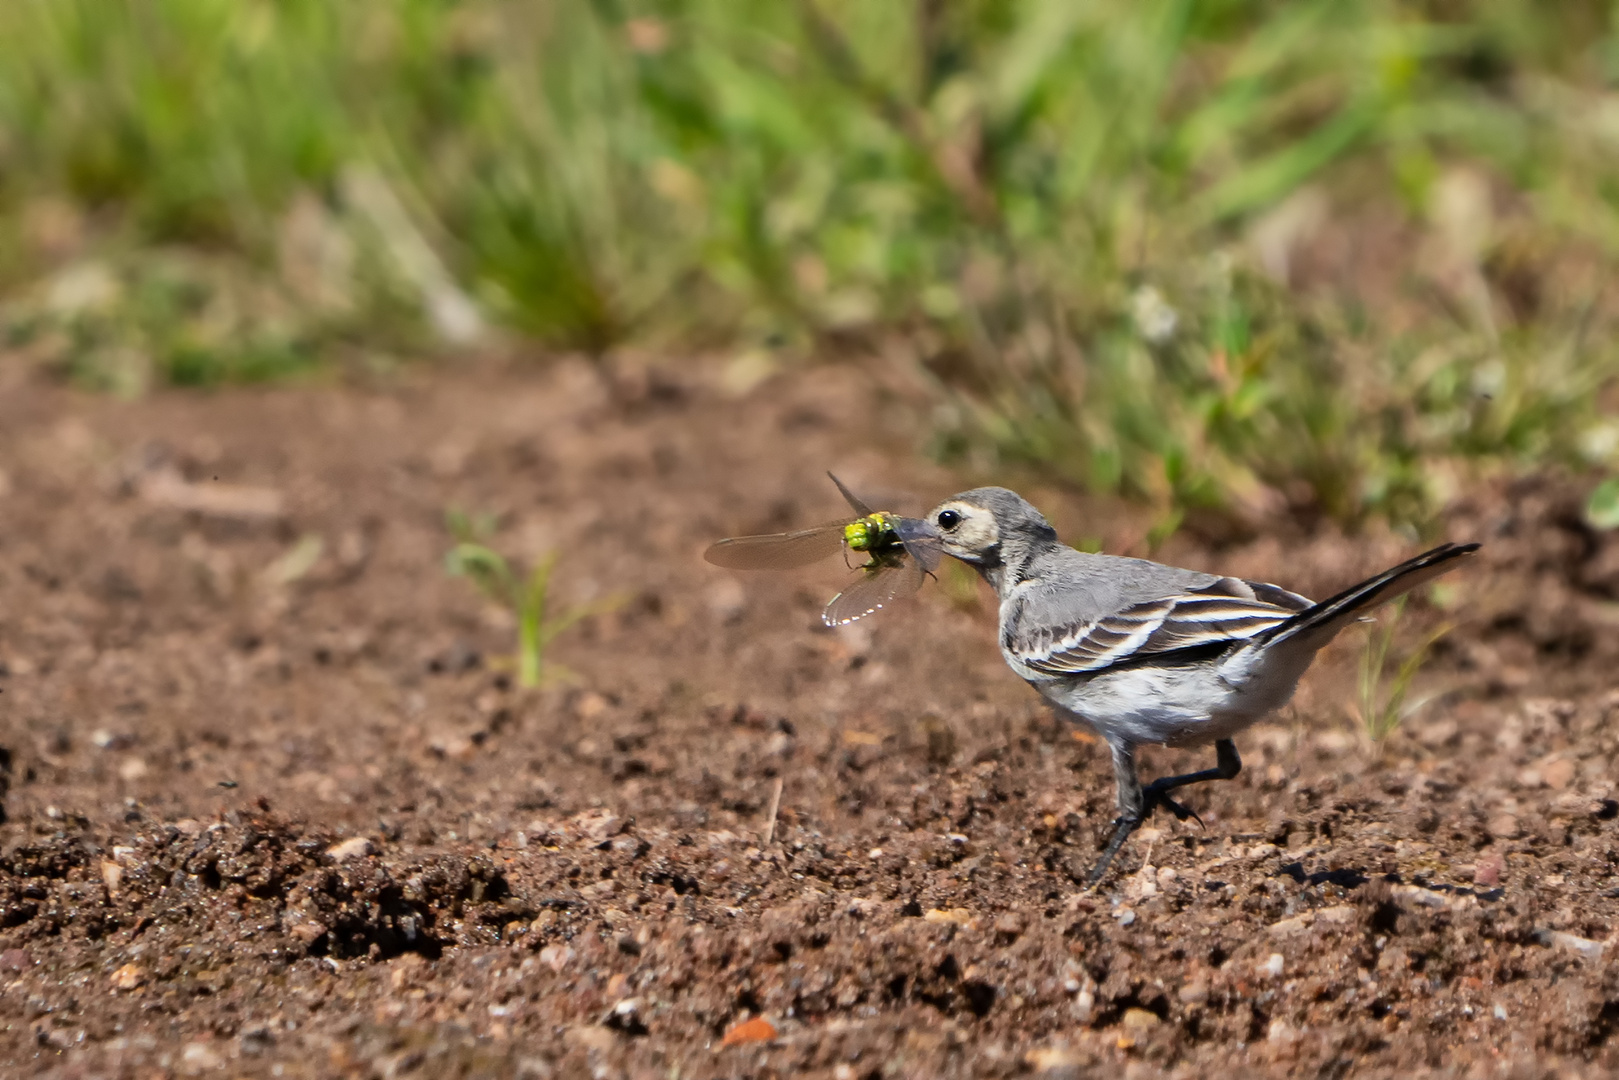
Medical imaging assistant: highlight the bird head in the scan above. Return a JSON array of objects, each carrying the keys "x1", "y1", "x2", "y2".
[{"x1": 923, "y1": 487, "x2": 1058, "y2": 575}]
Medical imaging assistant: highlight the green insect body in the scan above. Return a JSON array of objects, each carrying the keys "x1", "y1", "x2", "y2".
[{"x1": 842, "y1": 512, "x2": 899, "y2": 553}]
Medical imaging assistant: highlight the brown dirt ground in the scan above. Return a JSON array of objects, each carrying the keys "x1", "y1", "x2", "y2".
[{"x1": 0, "y1": 357, "x2": 1617, "y2": 1080}]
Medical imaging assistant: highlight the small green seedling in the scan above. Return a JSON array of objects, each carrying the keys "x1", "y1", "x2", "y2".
[
  {"x1": 444, "y1": 510, "x2": 620, "y2": 688},
  {"x1": 1586, "y1": 478, "x2": 1619, "y2": 531},
  {"x1": 1354, "y1": 596, "x2": 1453, "y2": 747}
]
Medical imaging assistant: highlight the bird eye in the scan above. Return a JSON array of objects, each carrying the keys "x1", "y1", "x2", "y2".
[{"x1": 937, "y1": 509, "x2": 961, "y2": 530}]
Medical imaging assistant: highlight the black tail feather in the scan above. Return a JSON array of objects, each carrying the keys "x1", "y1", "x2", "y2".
[{"x1": 1260, "y1": 542, "x2": 1480, "y2": 652}]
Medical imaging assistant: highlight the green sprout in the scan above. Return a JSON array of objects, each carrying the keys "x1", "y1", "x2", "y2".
[
  {"x1": 444, "y1": 510, "x2": 621, "y2": 688},
  {"x1": 1355, "y1": 597, "x2": 1453, "y2": 747},
  {"x1": 1587, "y1": 478, "x2": 1619, "y2": 531}
]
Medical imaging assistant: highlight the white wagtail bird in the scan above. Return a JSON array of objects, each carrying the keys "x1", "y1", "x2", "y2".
[{"x1": 923, "y1": 487, "x2": 1479, "y2": 886}]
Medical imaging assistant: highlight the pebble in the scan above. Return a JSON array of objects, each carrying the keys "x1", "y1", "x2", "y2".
[
  {"x1": 1537, "y1": 930, "x2": 1606, "y2": 961},
  {"x1": 993, "y1": 912, "x2": 1025, "y2": 939},
  {"x1": 1487, "y1": 814, "x2": 1520, "y2": 840},
  {"x1": 1120, "y1": 1007, "x2": 1160, "y2": 1032},
  {"x1": 110, "y1": 963, "x2": 146, "y2": 990},
  {"x1": 923, "y1": 908, "x2": 974, "y2": 926},
  {"x1": 288, "y1": 920, "x2": 328, "y2": 945},
  {"x1": 1259, "y1": 953, "x2": 1285, "y2": 978},
  {"x1": 540, "y1": 944, "x2": 575, "y2": 974},
  {"x1": 0, "y1": 948, "x2": 33, "y2": 973},
  {"x1": 574, "y1": 810, "x2": 624, "y2": 843},
  {"x1": 1268, "y1": 913, "x2": 1314, "y2": 936},
  {"x1": 1024, "y1": 1044, "x2": 1090, "y2": 1074},
  {"x1": 1177, "y1": 978, "x2": 1209, "y2": 1005},
  {"x1": 180, "y1": 1041, "x2": 223, "y2": 1073},
  {"x1": 1541, "y1": 758, "x2": 1576, "y2": 789},
  {"x1": 1472, "y1": 851, "x2": 1504, "y2": 888},
  {"x1": 91, "y1": 729, "x2": 137, "y2": 751},
  {"x1": 326, "y1": 837, "x2": 375, "y2": 861},
  {"x1": 721, "y1": 1016, "x2": 777, "y2": 1046}
]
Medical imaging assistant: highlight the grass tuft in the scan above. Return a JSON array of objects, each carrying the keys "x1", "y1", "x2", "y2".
[
  {"x1": 444, "y1": 509, "x2": 622, "y2": 689},
  {"x1": 1354, "y1": 597, "x2": 1453, "y2": 748}
]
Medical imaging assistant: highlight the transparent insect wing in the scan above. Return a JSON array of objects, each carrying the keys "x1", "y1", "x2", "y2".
[
  {"x1": 890, "y1": 515, "x2": 944, "y2": 572},
  {"x1": 822, "y1": 556, "x2": 928, "y2": 627},
  {"x1": 826, "y1": 472, "x2": 877, "y2": 517},
  {"x1": 703, "y1": 524, "x2": 847, "y2": 571}
]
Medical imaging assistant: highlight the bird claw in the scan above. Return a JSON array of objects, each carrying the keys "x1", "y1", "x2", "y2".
[{"x1": 1144, "y1": 786, "x2": 1204, "y2": 828}]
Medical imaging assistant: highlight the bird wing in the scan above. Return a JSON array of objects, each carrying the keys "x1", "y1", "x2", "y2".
[{"x1": 1008, "y1": 575, "x2": 1311, "y2": 677}]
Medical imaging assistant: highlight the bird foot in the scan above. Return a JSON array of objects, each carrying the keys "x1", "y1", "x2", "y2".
[{"x1": 1142, "y1": 783, "x2": 1203, "y2": 828}]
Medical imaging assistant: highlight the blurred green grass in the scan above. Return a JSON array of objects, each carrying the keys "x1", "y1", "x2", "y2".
[{"x1": 2, "y1": 0, "x2": 1618, "y2": 530}]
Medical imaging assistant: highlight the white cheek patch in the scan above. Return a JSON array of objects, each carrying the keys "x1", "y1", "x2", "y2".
[
  {"x1": 963, "y1": 517, "x2": 999, "y2": 551},
  {"x1": 946, "y1": 506, "x2": 998, "y2": 554}
]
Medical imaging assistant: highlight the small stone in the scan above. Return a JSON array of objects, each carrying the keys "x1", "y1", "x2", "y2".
[
  {"x1": 1413, "y1": 718, "x2": 1457, "y2": 748},
  {"x1": 118, "y1": 757, "x2": 149, "y2": 781},
  {"x1": 388, "y1": 954, "x2": 427, "y2": 990},
  {"x1": 110, "y1": 963, "x2": 146, "y2": 990},
  {"x1": 0, "y1": 948, "x2": 33, "y2": 973},
  {"x1": 1540, "y1": 930, "x2": 1606, "y2": 961},
  {"x1": 1315, "y1": 905, "x2": 1357, "y2": 924},
  {"x1": 1120, "y1": 1007, "x2": 1160, "y2": 1032},
  {"x1": 923, "y1": 908, "x2": 974, "y2": 926},
  {"x1": 288, "y1": 921, "x2": 328, "y2": 945},
  {"x1": 100, "y1": 860, "x2": 123, "y2": 893},
  {"x1": 1487, "y1": 815, "x2": 1520, "y2": 840},
  {"x1": 1268, "y1": 913, "x2": 1314, "y2": 936},
  {"x1": 540, "y1": 944, "x2": 575, "y2": 974},
  {"x1": 574, "y1": 809, "x2": 624, "y2": 843},
  {"x1": 1024, "y1": 1044, "x2": 1089, "y2": 1073},
  {"x1": 1247, "y1": 843, "x2": 1279, "y2": 860},
  {"x1": 1259, "y1": 953, "x2": 1285, "y2": 978},
  {"x1": 573, "y1": 691, "x2": 610, "y2": 720},
  {"x1": 180, "y1": 1041, "x2": 223, "y2": 1073},
  {"x1": 1267, "y1": 1019, "x2": 1296, "y2": 1044},
  {"x1": 1541, "y1": 758, "x2": 1576, "y2": 789},
  {"x1": 993, "y1": 912, "x2": 1025, "y2": 939},
  {"x1": 1114, "y1": 908, "x2": 1136, "y2": 927},
  {"x1": 1472, "y1": 852, "x2": 1504, "y2": 888},
  {"x1": 1177, "y1": 979, "x2": 1209, "y2": 1006},
  {"x1": 720, "y1": 1016, "x2": 777, "y2": 1046},
  {"x1": 326, "y1": 837, "x2": 375, "y2": 861}
]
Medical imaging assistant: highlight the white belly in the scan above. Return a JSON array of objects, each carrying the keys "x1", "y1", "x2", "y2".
[{"x1": 1033, "y1": 643, "x2": 1317, "y2": 749}]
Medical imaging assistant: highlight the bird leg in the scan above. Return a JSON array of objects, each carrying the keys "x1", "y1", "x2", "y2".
[{"x1": 1086, "y1": 739, "x2": 1242, "y2": 887}]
